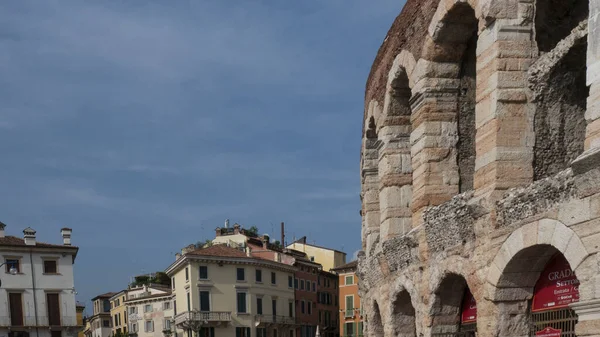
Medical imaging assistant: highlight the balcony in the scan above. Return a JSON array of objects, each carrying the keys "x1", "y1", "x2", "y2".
[
  {"x1": 255, "y1": 315, "x2": 296, "y2": 327},
  {"x1": 174, "y1": 311, "x2": 231, "y2": 329}
]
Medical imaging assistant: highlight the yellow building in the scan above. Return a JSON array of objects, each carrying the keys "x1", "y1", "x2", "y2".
[
  {"x1": 110, "y1": 290, "x2": 128, "y2": 336},
  {"x1": 166, "y1": 244, "x2": 297, "y2": 337},
  {"x1": 286, "y1": 237, "x2": 346, "y2": 272},
  {"x1": 77, "y1": 303, "x2": 86, "y2": 337}
]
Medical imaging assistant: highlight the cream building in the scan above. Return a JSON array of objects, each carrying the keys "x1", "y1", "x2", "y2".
[
  {"x1": 0, "y1": 224, "x2": 81, "y2": 337},
  {"x1": 286, "y1": 238, "x2": 346, "y2": 272},
  {"x1": 89, "y1": 293, "x2": 115, "y2": 337},
  {"x1": 125, "y1": 285, "x2": 173, "y2": 337},
  {"x1": 166, "y1": 244, "x2": 297, "y2": 337}
]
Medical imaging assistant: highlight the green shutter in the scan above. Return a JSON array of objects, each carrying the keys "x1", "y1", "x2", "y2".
[
  {"x1": 343, "y1": 324, "x2": 347, "y2": 337},
  {"x1": 358, "y1": 322, "x2": 363, "y2": 336}
]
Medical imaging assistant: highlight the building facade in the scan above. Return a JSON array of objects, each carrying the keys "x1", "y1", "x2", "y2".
[
  {"x1": 331, "y1": 262, "x2": 361, "y2": 337},
  {"x1": 166, "y1": 244, "x2": 296, "y2": 337},
  {"x1": 88, "y1": 293, "x2": 115, "y2": 337},
  {"x1": 125, "y1": 285, "x2": 173, "y2": 337},
  {"x1": 286, "y1": 239, "x2": 346, "y2": 272},
  {"x1": 316, "y1": 271, "x2": 338, "y2": 337},
  {"x1": 0, "y1": 224, "x2": 80, "y2": 337},
  {"x1": 76, "y1": 304, "x2": 85, "y2": 337},
  {"x1": 358, "y1": 0, "x2": 600, "y2": 336},
  {"x1": 109, "y1": 291, "x2": 127, "y2": 336}
]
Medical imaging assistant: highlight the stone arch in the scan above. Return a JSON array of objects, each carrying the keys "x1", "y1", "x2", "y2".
[
  {"x1": 362, "y1": 101, "x2": 382, "y2": 254},
  {"x1": 429, "y1": 272, "x2": 476, "y2": 335},
  {"x1": 485, "y1": 219, "x2": 591, "y2": 335},
  {"x1": 378, "y1": 50, "x2": 416, "y2": 240},
  {"x1": 368, "y1": 300, "x2": 384, "y2": 337},
  {"x1": 388, "y1": 278, "x2": 418, "y2": 337},
  {"x1": 410, "y1": 0, "x2": 479, "y2": 221},
  {"x1": 530, "y1": 0, "x2": 589, "y2": 180}
]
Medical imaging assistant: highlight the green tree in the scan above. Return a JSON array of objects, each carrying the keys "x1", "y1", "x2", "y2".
[{"x1": 246, "y1": 226, "x2": 259, "y2": 237}]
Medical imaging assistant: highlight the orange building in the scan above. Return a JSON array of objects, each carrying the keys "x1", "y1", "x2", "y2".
[{"x1": 332, "y1": 261, "x2": 362, "y2": 337}]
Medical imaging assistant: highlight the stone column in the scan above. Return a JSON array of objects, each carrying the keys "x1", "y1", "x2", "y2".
[
  {"x1": 473, "y1": 15, "x2": 536, "y2": 199},
  {"x1": 362, "y1": 138, "x2": 381, "y2": 254},
  {"x1": 571, "y1": 299, "x2": 600, "y2": 337},
  {"x1": 586, "y1": 0, "x2": 600, "y2": 150},
  {"x1": 410, "y1": 82, "x2": 461, "y2": 226},
  {"x1": 378, "y1": 116, "x2": 412, "y2": 240}
]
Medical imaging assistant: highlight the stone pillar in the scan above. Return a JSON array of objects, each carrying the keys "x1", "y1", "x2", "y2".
[
  {"x1": 378, "y1": 116, "x2": 412, "y2": 240},
  {"x1": 473, "y1": 16, "x2": 536, "y2": 199},
  {"x1": 410, "y1": 82, "x2": 461, "y2": 226},
  {"x1": 571, "y1": 299, "x2": 600, "y2": 337},
  {"x1": 363, "y1": 138, "x2": 381, "y2": 254},
  {"x1": 586, "y1": 0, "x2": 600, "y2": 150}
]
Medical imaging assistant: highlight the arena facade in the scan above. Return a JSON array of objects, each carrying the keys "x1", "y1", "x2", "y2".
[{"x1": 357, "y1": 0, "x2": 600, "y2": 336}]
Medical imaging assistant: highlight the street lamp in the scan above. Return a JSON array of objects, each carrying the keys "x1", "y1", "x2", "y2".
[{"x1": 0, "y1": 262, "x2": 18, "y2": 275}]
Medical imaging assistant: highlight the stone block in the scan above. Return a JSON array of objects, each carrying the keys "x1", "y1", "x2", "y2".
[
  {"x1": 557, "y1": 198, "x2": 591, "y2": 227},
  {"x1": 538, "y1": 219, "x2": 557, "y2": 245},
  {"x1": 551, "y1": 222, "x2": 575, "y2": 253}
]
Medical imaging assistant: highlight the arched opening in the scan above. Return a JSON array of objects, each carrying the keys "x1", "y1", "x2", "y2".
[
  {"x1": 391, "y1": 290, "x2": 416, "y2": 337},
  {"x1": 369, "y1": 301, "x2": 384, "y2": 337},
  {"x1": 532, "y1": 0, "x2": 589, "y2": 180},
  {"x1": 430, "y1": 274, "x2": 477, "y2": 336},
  {"x1": 493, "y1": 245, "x2": 580, "y2": 336}
]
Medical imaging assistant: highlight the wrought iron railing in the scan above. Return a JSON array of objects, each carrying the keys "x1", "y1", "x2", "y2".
[
  {"x1": 174, "y1": 311, "x2": 231, "y2": 326},
  {"x1": 255, "y1": 315, "x2": 296, "y2": 325},
  {"x1": 530, "y1": 308, "x2": 577, "y2": 337}
]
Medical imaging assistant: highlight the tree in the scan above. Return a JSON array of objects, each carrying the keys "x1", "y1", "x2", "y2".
[
  {"x1": 246, "y1": 226, "x2": 259, "y2": 237},
  {"x1": 194, "y1": 240, "x2": 213, "y2": 249}
]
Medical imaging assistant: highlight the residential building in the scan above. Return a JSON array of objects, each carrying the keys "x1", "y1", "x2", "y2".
[
  {"x1": 76, "y1": 304, "x2": 85, "y2": 337},
  {"x1": 109, "y1": 291, "x2": 128, "y2": 336},
  {"x1": 89, "y1": 293, "x2": 115, "y2": 337},
  {"x1": 286, "y1": 238, "x2": 346, "y2": 272},
  {"x1": 288, "y1": 253, "x2": 319, "y2": 337},
  {"x1": 125, "y1": 285, "x2": 173, "y2": 337},
  {"x1": 331, "y1": 262, "x2": 361, "y2": 337},
  {"x1": 316, "y1": 271, "x2": 338, "y2": 337},
  {"x1": 166, "y1": 244, "x2": 296, "y2": 337},
  {"x1": 0, "y1": 224, "x2": 80, "y2": 337}
]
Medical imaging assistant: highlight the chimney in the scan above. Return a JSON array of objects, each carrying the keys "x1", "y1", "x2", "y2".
[
  {"x1": 23, "y1": 227, "x2": 36, "y2": 246},
  {"x1": 215, "y1": 227, "x2": 221, "y2": 237},
  {"x1": 233, "y1": 223, "x2": 240, "y2": 234},
  {"x1": 175, "y1": 253, "x2": 181, "y2": 260},
  {"x1": 262, "y1": 234, "x2": 270, "y2": 249},
  {"x1": 61, "y1": 228, "x2": 72, "y2": 246},
  {"x1": 181, "y1": 244, "x2": 196, "y2": 255},
  {"x1": 281, "y1": 222, "x2": 285, "y2": 247},
  {"x1": 0, "y1": 222, "x2": 6, "y2": 238}
]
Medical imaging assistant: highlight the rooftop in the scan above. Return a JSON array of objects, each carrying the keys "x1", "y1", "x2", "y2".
[
  {"x1": 331, "y1": 260, "x2": 357, "y2": 272},
  {"x1": 0, "y1": 235, "x2": 79, "y2": 250},
  {"x1": 287, "y1": 236, "x2": 347, "y2": 255},
  {"x1": 186, "y1": 244, "x2": 249, "y2": 258},
  {"x1": 92, "y1": 292, "x2": 117, "y2": 301}
]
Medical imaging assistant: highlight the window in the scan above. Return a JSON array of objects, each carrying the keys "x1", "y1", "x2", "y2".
[
  {"x1": 236, "y1": 328, "x2": 250, "y2": 337},
  {"x1": 237, "y1": 292, "x2": 247, "y2": 313},
  {"x1": 300, "y1": 280, "x2": 305, "y2": 290},
  {"x1": 290, "y1": 330, "x2": 294, "y2": 337},
  {"x1": 344, "y1": 322, "x2": 355, "y2": 337},
  {"x1": 294, "y1": 278, "x2": 298, "y2": 289},
  {"x1": 144, "y1": 305, "x2": 152, "y2": 313},
  {"x1": 164, "y1": 319, "x2": 172, "y2": 331},
  {"x1": 132, "y1": 323, "x2": 138, "y2": 332},
  {"x1": 199, "y1": 327, "x2": 215, "y2": 337},
  {"x1": 271, "y1": 272, "x2": 276, "y2": 285},
  {"x1": 144, "y1": 320, "x2": 153, "y2": 333},
  {"x1": 103, "y1": 320, "x2": 110, "y2": 328},
  {"x1": 312, "y1": 282, "x2": 316, "y2": 292},
  {"x1": 237, "y1": 268, "x2": 245, "y2": 281},
  {"x1": 273, "y1": 330, "x2": 278, "y2": 337},
  {"x1": 272, "y1": 299, "x2": 277, "y2": 316},
  {"x1": 129, "y1": 307, "x2": 137, "y2": 315},
  {"x1": 200, "y1": 291, "x2": 210, "y2": 312},
  {"x1": 288, "y1": 302, "x2": 293, "y2": 317},
  {"x1": 256, "y1": 328, "x2": 266, "y2": 337},
  {"x1": 185, "y1": 267, "x2": 189, "y2": 282},
  {"x1": 187, "y1": 293, "x2": 191, "y2": 312},
  {"x1": 43, "y1": 260, "x2": 57, "y2": 274},
  {"x1": 308, "y1": 301, "x2": 312, "y2": 315},
  {"x1": 257, "y1": 297, "x2": 263, "y2": 315},
  {"x1": 163, "y1": 302, "x2": 171, "y2": 310},
  {"x1": 172, "y1": 277, "x2": 175, "y2": 289},
  {"x1": 6, "y1": 259, "x2": 19, "y2": 273},
  {"x1": 199, "y1": 266, "x2": 208, "y2": 280},
  {"x1": 345, "y1": 276, "x2": 353, "y2": 285},
  {"x1": 256, "y1": 269, "x2": 262, "y2": 283},
  {"x1": 318, "y1": 277, "x2": 321, "y2": 286},
  {"x1": 358, "y1": 322, "x2": 363, "y2": 337},
  {"x1": 288, "y1": 276, "x2": 293, "y2": 288},
  {"x1": 301, "y1": 301, "x2": 305, "y2": 314},
  {"x1": 345, "y1": 296, "x2": 354, "y2": 317}
]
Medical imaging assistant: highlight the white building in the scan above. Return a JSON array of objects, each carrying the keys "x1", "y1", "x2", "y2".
[
  {"x1": 126, "y1": 285, "x2": 173, "y2": 337},
  {"x1": 0, "y1": 224, "x2": 80, "y2": 337},
  {"x1": 87, "y1": 293, "x2": 115, "y2": 337}
]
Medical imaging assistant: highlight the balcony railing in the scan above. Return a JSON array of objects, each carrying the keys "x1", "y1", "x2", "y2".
[
  {"x1": 0, "y1": 316, "x2": 82, "y2": 327},
  {"x1": 174, "y1": 311, "x2": 231, "y2": 328},
  {"x1": 255, "y1": 315, "x2": 296, "y2": 326},
  {"x1": 345, "y1": 309, "x2": 354, "y2": 318}
]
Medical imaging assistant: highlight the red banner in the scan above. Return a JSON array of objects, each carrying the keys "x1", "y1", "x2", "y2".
[
  {"x1": 532, "y1": 254, "x2": 579, "y2": 312},
  {"x1": 535, "y1": 327, "x2": 561, "y2": 337},
  {"x1": 461, "y1": 289, "x2": 477, "y2": 323}
]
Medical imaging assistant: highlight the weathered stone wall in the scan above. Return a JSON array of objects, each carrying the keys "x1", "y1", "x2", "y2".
[{"x1": 358, "y1": 0, "x2": 600, "y2": 336}]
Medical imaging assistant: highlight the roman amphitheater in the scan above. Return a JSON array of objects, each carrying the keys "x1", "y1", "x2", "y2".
[{"x1": 357, "y1": 0, "x2": 600, "y2": 336}]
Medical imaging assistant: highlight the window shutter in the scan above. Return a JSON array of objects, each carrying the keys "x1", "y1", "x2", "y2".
[{"x1": 343, "y1": 324, "x2": 347, "y2": 336}]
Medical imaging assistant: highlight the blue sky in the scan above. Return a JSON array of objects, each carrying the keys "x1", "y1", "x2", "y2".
[{"x1": 0, "y1": 0, "x2": 403, "y2": 313}]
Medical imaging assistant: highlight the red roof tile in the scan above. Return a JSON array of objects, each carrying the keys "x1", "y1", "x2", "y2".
[
  {"x1": 186, "y1": 244, "x2": 248, "y2": 258},
  {"x1": 0, "y1": 235, "x2": 78, "y2": 249}
]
